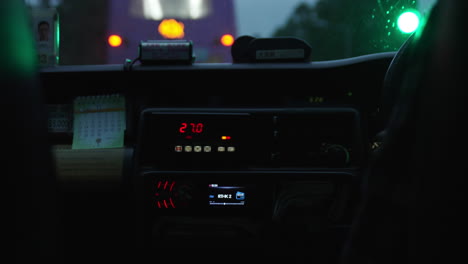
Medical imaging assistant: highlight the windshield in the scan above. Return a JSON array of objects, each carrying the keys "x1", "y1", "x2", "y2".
[{"x1": 24, "y1": 0, "x2": 437, "y2": 66}]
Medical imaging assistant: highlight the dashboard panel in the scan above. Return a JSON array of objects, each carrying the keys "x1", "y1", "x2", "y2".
[
  {"x1": 38, "y1": 52, "x2": 396, "y2": 263},
  {"x1": 133, "y1": 107, "x2": 364, "y2": 259}
]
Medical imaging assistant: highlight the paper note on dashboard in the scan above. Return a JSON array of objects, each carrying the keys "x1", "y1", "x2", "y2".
[{"x1": 72, "y1": 94, "x2": 126, "y2": 149}]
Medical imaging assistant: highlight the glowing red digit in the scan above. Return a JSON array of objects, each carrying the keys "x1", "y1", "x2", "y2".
[
  {"x1": 195, "y1": 123, "x2": 203, "y2": 133},
  {"x1": 179, "y1": 123, "x2": 187, "y2": 133}
]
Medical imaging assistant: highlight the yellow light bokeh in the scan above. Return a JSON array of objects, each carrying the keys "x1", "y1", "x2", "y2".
[
  {"x1": 158, "y1": 19, "x2": 185, "y2": 39},
  {"x1": 220, "y1": 34, "x2": 234, "y2": 46},
  {"x1": 108, "y1": 35, "x2": 123, "y2": 47}
]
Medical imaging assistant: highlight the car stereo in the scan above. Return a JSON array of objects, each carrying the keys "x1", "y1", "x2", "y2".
[
  {"x1": 141, "y1": 171, "x2": 272, "y2": 216},
  {"x1": 208, "y1": 183, "x2": 250, "y2": 206},
  {"x1": 140, "y1": 170, "x2": 353, "y2": 220}
]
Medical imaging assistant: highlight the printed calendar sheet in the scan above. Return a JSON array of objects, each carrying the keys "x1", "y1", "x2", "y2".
[{"x1": 72, "y1": 94, "x2": 126, "y2": 149}]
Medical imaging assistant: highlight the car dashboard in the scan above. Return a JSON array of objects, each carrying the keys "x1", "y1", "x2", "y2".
[{"x1": 39, "y1": 52, "x2": 395, "y2": 263}]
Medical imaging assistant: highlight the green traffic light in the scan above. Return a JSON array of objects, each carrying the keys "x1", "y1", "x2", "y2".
[{"x1": 397, "y1": 10, "x2": 420, "y2": 34}]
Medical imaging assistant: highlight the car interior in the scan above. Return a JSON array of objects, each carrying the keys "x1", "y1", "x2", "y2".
[{"x1": 10, "y1": 0, "x2": 465, "y2": 263}]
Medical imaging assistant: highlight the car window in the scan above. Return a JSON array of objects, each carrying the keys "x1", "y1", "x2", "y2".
[{"x1": 24, "y1": 0, "x2": 437, "y2": 65}]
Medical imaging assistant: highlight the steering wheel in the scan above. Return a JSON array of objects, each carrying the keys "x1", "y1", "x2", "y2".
[{"x1": 380, "y1": 33, "x2": 416, "y2": 127}]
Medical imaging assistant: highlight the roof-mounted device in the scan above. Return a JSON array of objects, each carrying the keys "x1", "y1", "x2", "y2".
[{"x1": 231, "y1": 35, "x2": 312, "y2": 63}]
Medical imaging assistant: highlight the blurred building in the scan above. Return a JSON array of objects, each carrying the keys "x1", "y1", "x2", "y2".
[{"x1": 107, "y1": 0, "x2": 236, "y2": 63}]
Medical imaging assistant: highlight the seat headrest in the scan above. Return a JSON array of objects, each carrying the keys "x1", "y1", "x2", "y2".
[{"x1": 0, "y1": 0, "x2": 37, "y2": 80}]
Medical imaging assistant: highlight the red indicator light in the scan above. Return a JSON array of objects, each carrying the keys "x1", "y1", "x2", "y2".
[
  {"x1": 169, "y1": 181, "x2": 175, "y2": 192},
  {"x1": 108, "y1": 34, "x2": 123, "y2": 47},
  {"x1": 221, "y1": 136, "x2": 231, "y2": 140},
  {"x1": 220, "y1": 34, "x2": 234, "y2": 46}
]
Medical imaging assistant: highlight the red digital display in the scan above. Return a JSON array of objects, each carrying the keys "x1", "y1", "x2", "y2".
[{"x1": 179, "y1": 122, "x2": 204, "y2": 133}]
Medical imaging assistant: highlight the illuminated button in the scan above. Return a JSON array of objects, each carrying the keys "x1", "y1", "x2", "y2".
[
  {"x1": 273, "y1": 130, "x2": 280, "y2": 140},
  {"x1": 273, "y1": 115, "x2": 279, "y2": 125},
  {"x1": 217, "y1": 146, "x2": 226, "y2": 152},
  {"x1": 194, "y1": 146, "x2": 202, "y2": 152},
  {"x1": 227, "y1": 146, "x2": 235, "y2": 152},
  {"x1": 175, "y1": 145, "x2": 183, "y2": 152},
  {"x1": 184, "y1": 146, "x2": 192, "y2": 152},
  {"x1": 203, "y1": 146, "x2": 212, "y2": 152}
]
